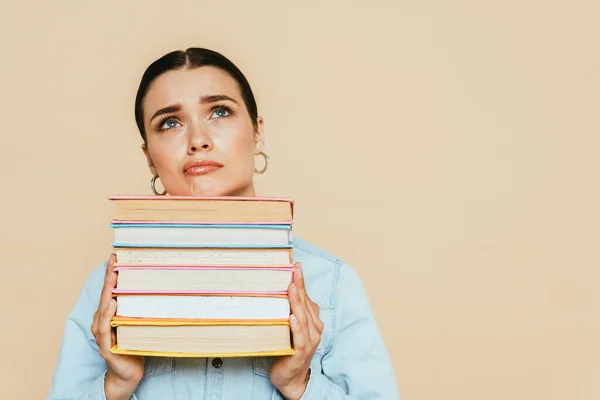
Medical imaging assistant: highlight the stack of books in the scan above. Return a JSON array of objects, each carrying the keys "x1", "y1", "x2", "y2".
[{"x1": 107, "y1": 195, "x2": 296, "y2": 358}]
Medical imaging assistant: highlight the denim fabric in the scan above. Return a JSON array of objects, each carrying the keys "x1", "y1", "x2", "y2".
[{"x1": 47, "y1": 237, "x2": 400, "y2": 399}]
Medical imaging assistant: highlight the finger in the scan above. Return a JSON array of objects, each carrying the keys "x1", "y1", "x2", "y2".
[
  {"x1": 290, "y1": 313, "x2": 307, "y2": 353},
  {"x1": 304, "y1": 302, "x2": 321, "y2": 345},
  {"x1": 103, "y1": 253, "x2": 116, "y2": 280},
  {"x1": 310, "y1": 300, "x2": 325, "y2": 335},
  {"x1": 311, "y1": 300, "x2": 319, "y2": 317},
  {"x1": 303, "y1": 296, "x2": 322, "y2": 334},
  {"x1": 293, "y1": 263, "x2": 324, "y2": 346},
  {"x1": 294, "y1": 264, "x2": 315, "y2": 320},
  {"x1": 98, "y1": 298, "x2": 118, "y2": 356},
  {"x1": 98, "y1": 254, "x2": 117, "y2": 311},
  {"x1": 289, "y1": 282, "x2": 310, "y2": 341},
  {"x1": 293, "y1": 263, "x2": 306, "y2": 295},
  {"x1": 294, "y1": 264, "x2": 318, "y2": 323},
  {"x1": 303, "y1": 295, "x2": 318, "y2": 323},
  {"x1": 91, "y1": 311, "x2": 98, "y2": 335},
  {"x1": 91, "y1": 322, "x2": 98, "y2": 340},
  {"x1": 293, "y1": 265, "x2": 322, "y2": 339}
]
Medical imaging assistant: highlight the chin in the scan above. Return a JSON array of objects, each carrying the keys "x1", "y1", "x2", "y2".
[
  {"x1": 185, "y1": 181, "x2": 252, "y2": 197},
  {"x1": 183, "y1": 187, "x2": 227, "y2": 197}
]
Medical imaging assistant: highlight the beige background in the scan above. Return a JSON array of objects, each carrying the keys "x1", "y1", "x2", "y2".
[{"x1": 1, "y1": 1, "x2": 599, "y2": 399}]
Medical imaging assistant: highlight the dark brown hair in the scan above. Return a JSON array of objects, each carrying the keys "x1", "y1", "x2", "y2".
[{"x1": 134, "y1": 47, "x2": 258, "y2": 141}]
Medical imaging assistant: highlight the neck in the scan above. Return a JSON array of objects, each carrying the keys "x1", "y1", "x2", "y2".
[{"x1": 229, "y1": 180, "x2": 256, "y2": 197}]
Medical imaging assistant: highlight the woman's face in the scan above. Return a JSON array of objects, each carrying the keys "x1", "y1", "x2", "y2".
[{"x1": 141, "y1": 66, "x2": 264, "y2": 196}]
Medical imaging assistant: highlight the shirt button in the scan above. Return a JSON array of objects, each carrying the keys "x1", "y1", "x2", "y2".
[{"x1": 212, "y1": 357, "x2": 223, "y2": 368}]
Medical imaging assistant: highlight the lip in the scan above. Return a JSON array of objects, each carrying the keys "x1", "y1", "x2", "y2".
[{"x1": 183, "y1": 160, "x2": 224, "y2": 175}]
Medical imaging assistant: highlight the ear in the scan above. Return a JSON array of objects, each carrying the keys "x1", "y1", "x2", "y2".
[
  {"x1": 141, "y1": 143, "x2": 158, "y2": 176},
  {"x1": 254, "y1": 116, "x2": 265, "y2": 154}
]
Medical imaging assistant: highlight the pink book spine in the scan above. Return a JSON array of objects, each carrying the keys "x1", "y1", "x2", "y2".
[
  {"x1": 110, "y1": 219, "x2": 294, "y2": 225},
  {"x1": 114, "y1": 266, "x2": 294, "y2": 272},
  {"x1": 112, "y1": 289, "x2": 288, "y2": 295},
  {"x1": 108, "y1": 195, "x2": 294, "y2": 203}
]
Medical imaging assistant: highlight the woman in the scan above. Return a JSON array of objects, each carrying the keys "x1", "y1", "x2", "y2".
[{"x1": 48, "y1": 48, "x2": 400, "y2": 400}]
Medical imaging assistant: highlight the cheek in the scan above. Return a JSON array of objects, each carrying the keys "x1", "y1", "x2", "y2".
[
  {"x1": 148, "y1": 139, "x2": 183, "y2": 173},
  {"x1": 219, "y1": 133, "x2": 256, "y2": 167}
]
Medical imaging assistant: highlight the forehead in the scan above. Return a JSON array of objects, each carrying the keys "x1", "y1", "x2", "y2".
[{"x1": 143, "y1": 66, "x2": 242, "y2": 114}]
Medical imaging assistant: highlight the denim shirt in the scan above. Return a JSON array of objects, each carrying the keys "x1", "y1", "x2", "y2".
[{"x1": 47, "y1": 237, "x2": 400, "y2": 399}]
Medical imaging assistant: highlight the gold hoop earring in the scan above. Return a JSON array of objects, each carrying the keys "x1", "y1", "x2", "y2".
[
  {"x1": 255, "y1": 151, "x2": 269, "y2": 174},
  {"x1": 150, "y1": 174, "x2": 167, "y2": 195}
]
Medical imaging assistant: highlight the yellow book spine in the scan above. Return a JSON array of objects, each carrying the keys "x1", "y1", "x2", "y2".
[
  {"x1": 110, "y1": 316, "x2": 291, "y2": 327},
  {"x1": 109, "y1": 345, "x2": 295, "y2": 358}
]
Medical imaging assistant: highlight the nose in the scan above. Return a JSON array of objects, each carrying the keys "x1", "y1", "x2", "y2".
[{"x1": 188, "y1": 121, "x2": 213, "y2": 154}]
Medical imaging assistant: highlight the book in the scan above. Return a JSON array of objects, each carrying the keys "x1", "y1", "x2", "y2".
[
  {"x1": 113, "y1": 247, "x2": 293, "y2": 266},
  {"x1": 114, "y1": 266, "x2": 294, "y2": 293},
  {"x1": 114, "y1": 294, "x2": 291, "y2": 320},
  {"x1": 110, "y1": 320, "x2": 293, "y2": 357},
  {"x1": 111, "y1": 223, "x2": 292, "y2": 248},
  {"x1": 107, "y1": 194, "x2": 297, "y2": 358},
  {"x1": 109, "y1": 196, "x2": 294, "y2": 224}
]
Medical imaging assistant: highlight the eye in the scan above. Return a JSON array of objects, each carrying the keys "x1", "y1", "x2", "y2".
[
  {"x1": 159, "y1": 117, "x2": 181, "y2": 130},
  {"x1": 211, "y1": 105, "x2": 231, "y2": 119}
]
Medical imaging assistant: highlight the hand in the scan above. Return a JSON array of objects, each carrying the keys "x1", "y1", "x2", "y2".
[
  {"x1": 270, "y1": 262, "x2": 324, "y2": 400},
  {"x1": 91, "y1": 254, "x2": 145, "y2": 400}
]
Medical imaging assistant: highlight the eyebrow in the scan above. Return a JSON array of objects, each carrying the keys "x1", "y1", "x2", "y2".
[
  {"x1": 149, "y1": 104, "x2": 182, "y2": 124},
  {"x1": 148, "y1": 95, "x2": 238, "y2": 124},
  {"x1": 199, "y1": 94, "x2": 239, "y2": 105}
]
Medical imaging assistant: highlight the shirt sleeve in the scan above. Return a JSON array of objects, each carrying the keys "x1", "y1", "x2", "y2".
[
  {"x1": 46, "y1": 263, "x2": 138, "y2": 400},
  {"x1": 293, "y1": 262, "x2": 400, "y2": 399}
]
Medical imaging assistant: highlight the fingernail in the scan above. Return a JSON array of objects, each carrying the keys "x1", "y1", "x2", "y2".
[
  {"x1": 290, "y1": 283, "x2": 298, "y2": 295},
  {"x1": 296, "y1": 266, "x2": 303, "y2": 279},
  {"x1": 290, "y1": 314, "x2": 298, "y2": 326}
]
